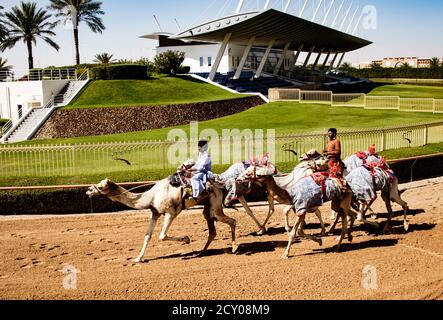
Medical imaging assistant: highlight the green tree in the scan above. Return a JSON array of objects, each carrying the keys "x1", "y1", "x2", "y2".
[
  {"x1": 0, "y1": 2, "x2": 59, "y2": 70},
  {"x1": 93, "y1": 53, "x2": 116, "y2": 64},
  {"x1": 48, "y1": 0, "x2": 105, "y2": 65},
  {"x1": 429, "y1": 57, "x2": 440, "y2": 70},
  {"x1": 338, "y1": 62, "x2": 353, "y2": 73},
  {"x1": 370, "y1": 61, "x2": 382, "y2": 69},
  {"x1": 0, "y1": 5, "x2": 8, "y2": 42},
  {"x1": 154, "y1": 50, "x2": 185, "y2": 75}
]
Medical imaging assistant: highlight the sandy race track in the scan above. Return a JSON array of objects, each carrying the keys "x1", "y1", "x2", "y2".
[{"x1": 1, "y1": 177, "x2": 443, "y2": 300}]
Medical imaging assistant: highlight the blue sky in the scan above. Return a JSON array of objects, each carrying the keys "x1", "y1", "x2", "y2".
[{"x1": 1, "y1": 0, "x2": 442, "y2": 73}]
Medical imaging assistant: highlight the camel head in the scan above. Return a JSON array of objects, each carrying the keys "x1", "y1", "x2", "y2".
[{"x1": 86, "y1": 178, "x2": 119, "y2": 198}]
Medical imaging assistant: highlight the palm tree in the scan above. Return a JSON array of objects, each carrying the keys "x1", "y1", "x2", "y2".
[
  {"x1": 48, "y1": 0, "x2": 105, "y2": 65},
  {"x1": 0, "y1": 5, "x2": 9, "y2": 42},
  {"x1": 93, "y1": 53, "x2": 115, "y2": 64},
  {"x1": 0, "y1": 57, "x2": 12, "y2": 81},
  {"x1": 0, "y1": 2, "x2": 59, "y2": 70}
]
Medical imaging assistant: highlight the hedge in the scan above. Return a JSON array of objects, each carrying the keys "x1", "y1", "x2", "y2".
[{"x1": 90, "y1": 64, "x2": 149, "y2": 80}]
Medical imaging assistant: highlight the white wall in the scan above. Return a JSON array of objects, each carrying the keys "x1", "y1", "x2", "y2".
[
  {"x1": 0, "y1": 80, "x2": 68, "y2": 123},
  {"x1": 157, "y1": 44, "x2": 230, "y2": 73},
  {"x1": 42, "y1": 80, "x2": 69, "y2": 104}
]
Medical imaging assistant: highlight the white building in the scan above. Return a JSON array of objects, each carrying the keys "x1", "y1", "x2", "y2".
[
  {"x1": 141, "y1": 32, "x2": 295, "y2": 75},
  {"x1": 0, "y1": 79, "x2": 69, "y2": 123}
]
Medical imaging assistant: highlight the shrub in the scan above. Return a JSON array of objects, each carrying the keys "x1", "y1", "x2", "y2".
[
  {"x1": 154, "y1": 50, "x2": 185, "y2": 75},
  {"x1": 178, "y1": 65, "x2": 191, "y2": 74},
  {"x1": 90, "y1": 64, "x2": 149, "y2": 80}
]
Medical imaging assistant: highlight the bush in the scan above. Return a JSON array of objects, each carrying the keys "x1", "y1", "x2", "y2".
[
  {"x1": 90, "y1": 64, "x2": 149, "y2": 80},
  {"x1": 178, "y1": 65, "x2": 191, "y2": 74},
  {"x1": 154, "y1": 50, "x2": 185, "y2": 75}
]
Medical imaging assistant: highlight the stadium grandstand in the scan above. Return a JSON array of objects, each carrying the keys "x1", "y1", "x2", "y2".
[{"x1": 141, "y1": 0, "x2": 373, "y2": 95}]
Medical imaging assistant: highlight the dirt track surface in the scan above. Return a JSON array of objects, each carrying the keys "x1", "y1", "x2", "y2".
[{"x1": 1, "y1": 177, "x2": 443, "y2": 300}]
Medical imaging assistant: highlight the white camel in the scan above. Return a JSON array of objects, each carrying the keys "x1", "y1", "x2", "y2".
[{"x1": 86, "y1": 178, "x2": 238, "y2": 263}]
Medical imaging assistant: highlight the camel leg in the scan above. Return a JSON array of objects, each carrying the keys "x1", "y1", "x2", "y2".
[
  {"x1": 283, "y1": 205, "x2": 292, "y2": 232},
  {"x1": 198, "y1": 204, "x2": 217, "y2": 256},
  {"x1": 347, "y1": 210, "x2": 355, "y2": 243},
  {"x1": 335, "y1": 208, "x2": 348, "y2": 253},
  {"x1": 297, "y1": 218, "x2": 323, "y2": 246},
  {"x1": 255, "y1": 195, "x2": 276, "y2": 235},
  {"x1": 159, "y1": 211, "x2": 190, "y2": 244},
  {"x1": 381, "y1": 191, "x2": 394, "y2": 233},
  {"x1": 358, "y1": 201, "x2": 379, "y2": 228},
  {"x1": 210, "y1": 191, "x2": 238, "y2": 254},
  {"x1": 282, "y1": 213, "x2": 304, "y2": 259},
  {"x1": 315, "y1": 209, "x2": 326, "y2": 237},
  {"x1": 327, "y1": 210, "x2": 341, "y2": 235},
  {"x1": 238, "y1": 196, "x2": 265, "y2": 235},
  {"x1": 390, "y1": 182, "x2": 410, "y2": 231},
  {"x1": 133, "y1": 210, "x2": 160, "y2": 263}
]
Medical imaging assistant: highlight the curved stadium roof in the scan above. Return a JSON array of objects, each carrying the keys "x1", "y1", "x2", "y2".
[{"x1": 173, "y1": 9, "x2": 372, "y2": 53}]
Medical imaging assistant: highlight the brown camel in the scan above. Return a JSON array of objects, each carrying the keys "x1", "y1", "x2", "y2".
[{"x1": 86, "y1": 178, "x2": 238, "y2": 263}]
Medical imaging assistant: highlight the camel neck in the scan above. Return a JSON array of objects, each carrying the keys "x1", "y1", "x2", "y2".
[{"x1": 108, "y1": 186, "x2": 148, "y2": 210}]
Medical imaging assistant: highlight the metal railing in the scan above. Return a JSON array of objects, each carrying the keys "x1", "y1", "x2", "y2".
[
  {"x1": 269, "y1": 88, "x2": 443, "y2": 114},
  {"x1": 1, "y1": 121, "x2": 443, "y2": 178},
  {"x1": 1, "y1": 68, "x2": 78, "y2": 82}
]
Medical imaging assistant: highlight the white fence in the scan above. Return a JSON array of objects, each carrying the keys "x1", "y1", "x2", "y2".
[
  {"x1": 1, "y1": 121, "x2": 443, "y2": 178},
  {"x1": 269, "y1": 88, "x2": 443, "y2": 114}
]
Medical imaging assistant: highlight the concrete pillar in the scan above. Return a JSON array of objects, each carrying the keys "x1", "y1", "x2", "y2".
[
  {"x1": 289, "y1": 44, "x2": 304, "y2": 74},
  {"x1": 312, "y1": 49, "x2": 324, "y2": 70},
  {"x1": 303, "y1": 46, "x2": 315, "y2": 68},
  {"x1": 274, "y1": 43, "x2": 291, "y2": 75},
  {"x1": 322, "y1": 50, "x2": 332, "y2": 67},
  {"x1": 209, "y1": 33, "x2": 232, "y2": 81},
  {"x1": 255, "y1": 40, "x2": 276, "y2": 78},
  {"x1": 328, "y1": 53, "x2": 339, "y2": 71},
  {"x1": 234, "y1": 36, "x2": 256, "y2": 79},
  {"x1": 335, "y1": 53, "x2": 346, "y2": 69}
]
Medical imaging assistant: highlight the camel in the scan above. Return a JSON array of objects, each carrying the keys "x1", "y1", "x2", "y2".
[
  {"x1": 237, "y1": 153, "x2": 330, "y2": 236},
  {"x1": 282, "y1": 171, "x2": 355, "y2": 259},
  {"x1": 214, "y1": 162, "x2": 269, "y2": 235},
  {"x1": 238, "y1": 164, "x2": 327, "y2": 237},
  {"x1": 343, "y1": 162, "x2": 409, "y2": 233},
  {"x1": 86, "y1": 178, "x2": 238, "y2": 263}
]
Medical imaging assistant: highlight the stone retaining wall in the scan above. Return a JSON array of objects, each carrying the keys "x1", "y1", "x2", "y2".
[{"x1": 34, "y1": 96, "x2": 265, "y2": 139}]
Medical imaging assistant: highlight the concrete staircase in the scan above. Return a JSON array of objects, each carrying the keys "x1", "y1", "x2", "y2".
[
  {"x1": 6, "y1": 108, "x2": 52, "y2": 143},
  {"x1": 1, "y1": 71, "x2": 90, "y2": 144}
]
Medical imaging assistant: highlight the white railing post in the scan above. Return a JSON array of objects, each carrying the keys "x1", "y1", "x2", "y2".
[{"x1": 424, "y1": 125, "x2": 429, "y2": 146}]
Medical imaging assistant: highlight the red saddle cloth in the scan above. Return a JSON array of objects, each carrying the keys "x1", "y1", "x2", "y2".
[{"x1": 311, "y1": 172, "x2": 329, "y2": 201}]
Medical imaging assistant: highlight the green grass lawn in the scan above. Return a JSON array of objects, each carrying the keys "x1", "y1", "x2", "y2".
[
  {"x1": 19, "y1": 102, "x2": 443, "y2": 145},
  {"x1": 66, "y1": 77, "x2": 244, "y2": 109},
  {"x1": 368, "y1": 83, "x2": 443, "y2": 99}
]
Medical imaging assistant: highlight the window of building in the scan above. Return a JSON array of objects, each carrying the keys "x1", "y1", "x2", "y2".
[
  {"x1": 232, "y1": 56, "x2": 235, "y2": 67},
  {"x1": 199, "y1": 57, "x2": 204, "y2": 67},
  {"x1": 208, "y1": 57, "x2": 212, "y2": 67},
  {"x1": 237, "y1": 56, "x2": 240, "y2": 67}
]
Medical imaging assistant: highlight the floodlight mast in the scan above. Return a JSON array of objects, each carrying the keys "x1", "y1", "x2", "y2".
[
  {"x1": 284, "y1": 0, "x2": 292, "y2": 13},
  {"x1": 322, "y1": 0, "x2": 335, "y2": 25},
  {"x1": 331, "y1": 0, "x2": 345, "y2": 28},
  {"x1": 235, "y1": 0, "x2": 245, "y2": 14},
  {"x1": 153, "y1": 15, "x2": 163, "y2": 32},
  {"x1": 300, "y1": 0, "x2": 309, "y2": 18}
]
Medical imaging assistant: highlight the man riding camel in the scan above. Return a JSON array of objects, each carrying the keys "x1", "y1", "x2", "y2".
[
  {"x1": 189, "y1": 140, "x2": 213, "y2": 203},
  {"x1": 324, "y1": 128, "x2": 343, "y2": 173}
]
